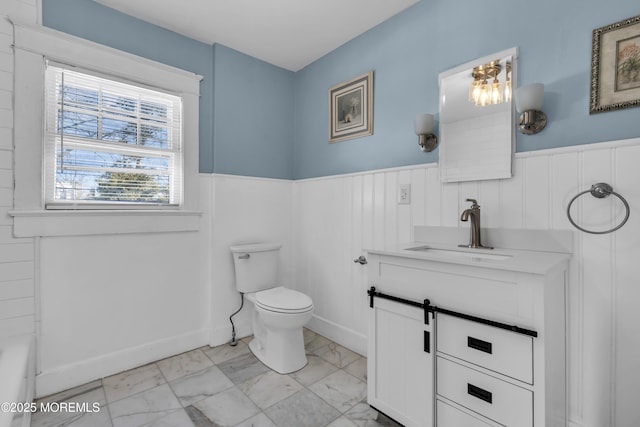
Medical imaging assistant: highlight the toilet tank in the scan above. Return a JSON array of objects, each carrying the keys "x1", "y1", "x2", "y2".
[{"x1": 230, "y1": 242, "x2": 281, "y2": 293}]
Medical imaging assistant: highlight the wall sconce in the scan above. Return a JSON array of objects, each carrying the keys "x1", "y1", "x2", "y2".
[
  {"x1": 515, "y1": 83, "x2": 547, "y2": 135},
  {"x1": 414, "y1": 114, "x2": 438, "y2": 152}
]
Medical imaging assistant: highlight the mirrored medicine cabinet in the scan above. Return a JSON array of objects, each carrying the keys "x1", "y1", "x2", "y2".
[{"x1": 438, "y1": 47, "x2": 517, "y2": 183}]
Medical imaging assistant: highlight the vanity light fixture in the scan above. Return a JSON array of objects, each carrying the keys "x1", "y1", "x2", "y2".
[
  {"x1": 469, "y1": 61, "x2": 508, "y2": 107},
  {"x1": 515, "y1": 83, "x2": 547, "y2": 135},
  {"x1": 414, "y1": 114, "x2": 438, "y2": 152}
]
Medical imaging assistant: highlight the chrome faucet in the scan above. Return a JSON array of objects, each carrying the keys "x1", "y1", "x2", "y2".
[{"x1": 459, "y1": 199, "x2": 492, "y2": 249}]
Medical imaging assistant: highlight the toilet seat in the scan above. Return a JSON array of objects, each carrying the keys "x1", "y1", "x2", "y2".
[{"x1": 254, "y1": 286, "x2": 313, "y2": 314}]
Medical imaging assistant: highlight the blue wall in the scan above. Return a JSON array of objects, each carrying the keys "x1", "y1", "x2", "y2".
[
  {"x1": 293, "y1": 0, "x2": 640, "y2": 178},
  {"x1": 213, "y1": 45, "x2": 294, "y2": 179},
  {"x1": 40, "y1": 0, "x2": 640, "y2": 180}
]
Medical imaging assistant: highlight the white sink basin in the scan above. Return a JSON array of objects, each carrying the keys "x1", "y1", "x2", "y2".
[{"x1": 405, "y1": 245, "x2": 512, "y2": 261}]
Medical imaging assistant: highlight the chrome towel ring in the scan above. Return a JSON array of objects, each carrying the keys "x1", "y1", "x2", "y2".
[{"x1": 566, "y1": 182, "x2": 630, "y2": 234}]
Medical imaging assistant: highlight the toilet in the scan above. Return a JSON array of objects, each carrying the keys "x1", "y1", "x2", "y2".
[{"x1": 230, "y1": 242, "x2": 314, "y2": 374}]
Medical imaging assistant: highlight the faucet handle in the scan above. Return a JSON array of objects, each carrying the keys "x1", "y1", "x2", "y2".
[{"x1": 465, "y1": 198, "x2": 479, "y2": 207}]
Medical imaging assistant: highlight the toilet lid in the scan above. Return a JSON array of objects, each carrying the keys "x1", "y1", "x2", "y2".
[{"x1": 255, "y1": 287, "x2": 313, "y2": 312}]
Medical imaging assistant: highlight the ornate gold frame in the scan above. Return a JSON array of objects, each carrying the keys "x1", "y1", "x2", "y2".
[{"x1": 590, "y1": 14, "x2": 640, "y2": 114}]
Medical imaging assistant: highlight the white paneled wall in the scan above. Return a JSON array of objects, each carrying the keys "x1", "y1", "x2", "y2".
[
  {"x1": 36, "y1": 230, "x2": 209, "y2": 396},
  {"x1": 0, "y1": 2, "x2": 38, "y2": 339},
  {"x1": 208, "y1": 174, "x2": 293, "y2": 346},
  {"x1": 293, "y1": 138, "x2": 640, "y2": 427}
]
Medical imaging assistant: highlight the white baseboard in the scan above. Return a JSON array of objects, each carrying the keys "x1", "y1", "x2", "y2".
[
  {"x1": 35, "y1": 328, "x2": 209, "y2": 398},
  {"x1": 307, "y1": 314, "x2": 367, "y2": 357},
  {"x1": 211, "y1": 314, "x2": 367, "y2": 357}
]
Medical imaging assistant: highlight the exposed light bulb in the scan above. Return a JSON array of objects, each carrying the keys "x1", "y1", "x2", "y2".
[
  {"x1": 491, "y1": 79, "x2": 503, "y2": 104},
  {"x1": 504, "y1": 79, "x2": 512, "y2": 103},
  {"x1": 469, "y1": 79, "x2": 481, "y2": 103},
  {"x1": 477, "y1": 79, "x2": 490, "y2": 106}
]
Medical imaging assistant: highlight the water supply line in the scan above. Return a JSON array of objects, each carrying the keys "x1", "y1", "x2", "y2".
[{"x1": 229, "y1": 292, "x2": 244, "y2": 346}]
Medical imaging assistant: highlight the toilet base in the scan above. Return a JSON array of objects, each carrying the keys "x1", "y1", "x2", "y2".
[{"x1": 248, "y1": 327, "x2": 308, "y2": 374}]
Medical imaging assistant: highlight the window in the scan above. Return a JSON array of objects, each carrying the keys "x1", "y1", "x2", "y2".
[
  {"x1": 44, "y1": 64, "x2": 183, "y2": 208},
  {"x1": 12, "y1": 23, "x2": 201, "y2": 236}
]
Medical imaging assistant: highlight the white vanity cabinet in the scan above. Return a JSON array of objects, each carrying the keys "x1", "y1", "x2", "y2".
[{"x1": 367, "y1": 229, "x2": 570, "y2": 427}]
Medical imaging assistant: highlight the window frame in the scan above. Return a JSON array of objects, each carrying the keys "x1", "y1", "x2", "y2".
[
  {"x1": 10, "y1": 22, "x2": 202, "y2": 237},
  {"x1": 44, "y1": 63, "x2": 184, "y2": 209}
]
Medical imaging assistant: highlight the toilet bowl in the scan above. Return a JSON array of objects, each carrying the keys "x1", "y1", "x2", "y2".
[
  {"x1": 230, "y1": 243, "x2": 314, "y2": 374},
  {"x1": 246, "y1": 287, "x2": 314, "y2": 373}
]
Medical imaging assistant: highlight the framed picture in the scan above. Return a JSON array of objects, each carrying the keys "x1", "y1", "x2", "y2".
[
  {"x1": 328, "y1": 71, "x2": 373, "y2": 142},
  {"x1": 590, "y1": 14, "x2": 640, "y2": 114}
]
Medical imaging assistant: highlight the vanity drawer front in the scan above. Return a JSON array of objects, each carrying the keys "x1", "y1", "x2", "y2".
[
  {"x1": 437, "y1": 357, "x2": 532, "y2": 427},
  {"x1": 437, "y1": 314, "x2": 533, "y2": 384},
  {"x1": 437, "y1": 399, "x2": 497, "y2": 427}
]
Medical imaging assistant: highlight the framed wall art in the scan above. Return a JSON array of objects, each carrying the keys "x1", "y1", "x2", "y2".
[
  {"x1": 591, "y1": 14, "x2": 640, "y2": 114},
  {"x1": 328, "y1": 71, "x2": 373, "y2": 143}
]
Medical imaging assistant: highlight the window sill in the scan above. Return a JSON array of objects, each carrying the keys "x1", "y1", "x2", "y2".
[{"x1": 9, "y1": 209, "x2": 202, "y2": 237}]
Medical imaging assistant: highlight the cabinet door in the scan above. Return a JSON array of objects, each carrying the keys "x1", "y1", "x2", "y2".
[{"x1": 368, "y1": 297, "x2": 434, "y2": 427}]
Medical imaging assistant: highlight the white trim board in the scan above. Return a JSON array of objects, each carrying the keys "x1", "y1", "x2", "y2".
[
  {"x1": 293, "y1": 137, "x2": 640, "y2": 183},
  {"x1": 35, "y1": 328, "x2": 210, "y2": 398}
]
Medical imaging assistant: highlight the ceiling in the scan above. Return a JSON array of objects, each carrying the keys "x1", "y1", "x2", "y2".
[{"x1": 94, "y1": 0, "x2": 420, "y2": 71}]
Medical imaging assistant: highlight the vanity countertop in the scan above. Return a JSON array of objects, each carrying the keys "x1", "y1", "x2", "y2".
[{"x1": 368, "y1": 241, "x2": 570, "y2": 275}]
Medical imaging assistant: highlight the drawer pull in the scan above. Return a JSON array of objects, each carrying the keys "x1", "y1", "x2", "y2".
[
  {"x1": 467, "y1": 336, "x2": 493, "y2": 354},
  {"x1": 424, "y1": 330, "x2": 430, "y2": 353},
  {"x1": 467, "y1": 383, "x2": 493, "y2": 404}
]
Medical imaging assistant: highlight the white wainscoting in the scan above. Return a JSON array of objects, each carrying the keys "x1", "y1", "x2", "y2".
[
  {"x1": 292, "y1": 138, "x2": 640, "y2": 427},
  {"x1": 0, "y1": 4, "x2": 38, "y2": 340},
  {"x1": 36, "y1": 230, "x2": 209, "y2": 397},
  {"x1": 206, "y1": 174, "x2": 294, "y2": 347}
]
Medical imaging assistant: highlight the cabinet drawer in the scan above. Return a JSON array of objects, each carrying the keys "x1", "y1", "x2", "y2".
[
  {"x1": 437, "y1": 356, "x2": 532, "y2": 427},
  {"x1": 437, "y1": 399, "x2": 497, "y2": 427},
  {"x1": 437, "y1": 314, "x2": 533, "y2": 383}
]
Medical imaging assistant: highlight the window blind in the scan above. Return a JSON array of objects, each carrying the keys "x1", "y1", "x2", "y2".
[{"x1": 44, "y1": 63, "x2": 183, "y2": 208}]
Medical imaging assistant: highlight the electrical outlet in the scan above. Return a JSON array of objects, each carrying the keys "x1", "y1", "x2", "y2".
[{"x1": 398, "y1": 184, "x2": 411, "y2": 205}]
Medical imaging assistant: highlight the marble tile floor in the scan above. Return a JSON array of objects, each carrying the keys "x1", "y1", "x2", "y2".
[{"x1": 31, "y1": 329, "x2": 401, "y2": 427}]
